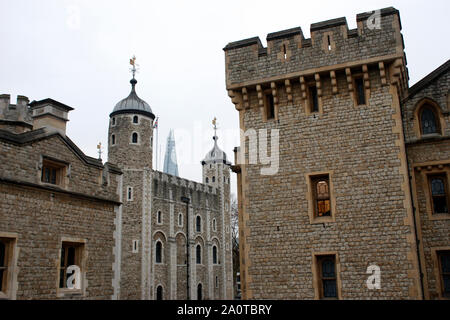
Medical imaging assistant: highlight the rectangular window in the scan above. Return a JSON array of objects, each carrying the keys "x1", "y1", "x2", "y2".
[
  {"x1": 309, "y1": 85, "x2": 319, "y2": 113},
  {"x1": 316, "y1": 255, "x2": 337, "y2": 299},
  {"x1": 312, "y1": 175, "x2": 331, "y2": 218},
  {"x1": 59, "y1": 242, "x2": 84, "y2": 289},
  {"x1": 429, "y1": 175, "x2": 449, "y2": 214},
  {"x1": 127, "y1": 187, "x2": 133, "y2": 201},
  {"x1": 41, "y1": 158, "x2": 66, "y2": 186},
  {"x1": 265, "y1": 93, "x2": 275, "y2": 120},
  {"x1": 355, "y1": 77, "x2": 366, "y2": 105},
  {"x1": 438, "y1": 251, "x2": 450, "y2": 297},
  {"x1": 0, "y1": 237, "x2": 14, "y2": 296}
]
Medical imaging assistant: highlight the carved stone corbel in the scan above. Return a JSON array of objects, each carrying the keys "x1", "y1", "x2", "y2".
[
  {"x1": 285, "y1": 79, "x2": 293, "y2": 104},
  {"x1": 330, "y1": 71, "x2": 338, "y2": 94}
]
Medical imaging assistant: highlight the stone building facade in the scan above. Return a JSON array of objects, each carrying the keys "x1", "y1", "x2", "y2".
[
  {"x1": 0, "y1": 96, "x2": 122, "y2": 299},
  {"x1": 225, "y1": 7, "x2": 449, "y2": 299},
  {"x1": 0, "y1": 77, "x2": 233, "y2": 300},
  {"x1": 107, "y1": 76, "x2": 233, "y2": 300}
]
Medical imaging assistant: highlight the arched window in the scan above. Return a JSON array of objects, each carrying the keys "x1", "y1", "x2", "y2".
[
  {"x1": 213, "y1": 246, "x2": 217, "y2": 264},
  {"x1": 196, "y1": 244, "x2": 201, "y2": 264},
  {"x1": 133, "y1": 115, "x2": 139, "y2": 124},
  {"x1": 430, "y1": 175, "x2": 449, "y2": 214},
  {"x1": 197, "y1": 283, "x2": 202, "y2": 300},
  {"x1": 111, "y1": 134, "x2": 116, "y2": 145},
  {"x1": 155, "y1": 241, "x2": 162, "y2": 263},
  {"x1": 212, "y1": 176, "x2": 215, "y2": 183},
  {"x1": 178, "y1": 213, "x2": 183, "y2": 227},
  {"x1": 132, "y1": 132, "x2": 138, "y2": 144},
  {"x1": 212, "y1": 219, "x2": 216, "y2": 232},
  {"x1": 156, "y1": 285, "x2": 163, "y2": 300},
  {"x1": 205, "y1": 177, "x2": 209, "y2": 183},
  {"x1": 420, "y1": 105, "x2": 439, "y2": 135},
  {"x1": 196, "y1": 216, "x2": 201, "y2": 232},
  {"x1": 112, "y1": 117, "x2": 116, "y2": 126}
]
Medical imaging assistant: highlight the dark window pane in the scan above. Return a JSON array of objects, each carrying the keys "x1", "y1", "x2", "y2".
[
  {"x1": 156, "y1": 286, "x2": 163, "y2": 300},
  {"x1": 0, "y1": 242, "x2": 5, "y2": 267},
  {"x1": 323, "y1": 280, "x2": 337, "y2": 298},
  {"x1": 132, "y1": 133, "x2": 138, "y2": 143},
  {"x1": 197, "y1": 284, "x2": 202, "y2": 300},
  {"x1": 59, "y1": 269, "x2": 65, "y2": 288},
  {"x1": 441, "y1": 254, "x2": 450, "y2": 273},
  {"x1": 60, "y1": 247, "x2": 65, "y2": 267},
  {"x1": 196, "y1": 245, "x2": 201, "y2": 264},
  {"x1": 421, "y1": 107, "x2": 438, "y2": 135},
  {"x1": 266, "y1": 94, "x2": 275, "y2": 119},
  {"x1": 310, "y1": 86, "x2": 318, "y2": 112},
  {"x1": 355, "y1": 78, "x2": 366, "y2": 105},
  {"x1": 431, "y1": 178, "x2": 446, "y2": 196},
  {"x1": 213, "y1": 247, "x2": 217, "y2": 264},
  {"x1": 156, "y1": 242, "x2": 162, "y2": 263},
  {"x1": 67, "y1": 247, "x2": 75, "y2": 266},
  {"x1": 444, "y1": 276, "x2": 450, "y2": 295},
  {"x1": 196, "y1": 217, "x2": 201, "y2": 232},
  {"x1": 322, "y1": 259, "x2": 335, "y2": 278},
  {"x1": 433, "y1": 197, "x2": 448, "y2": 214}
]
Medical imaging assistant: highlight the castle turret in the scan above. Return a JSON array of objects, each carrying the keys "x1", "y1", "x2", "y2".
[
  {"x1": 108, "y1": 74, "x2": 155, "y2": 169},
  {"x1": 107, "y1": 58, "x2": 156, "y2": 299},
  {"x1": 201, "y1": 118, "x2": 233, "y2": 299}
]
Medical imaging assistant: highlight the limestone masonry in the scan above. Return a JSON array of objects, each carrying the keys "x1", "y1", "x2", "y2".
[
  {"x1": 0, "y1": 74, "x2": 232, "y2": 299},
  {"x1": 226, "y1": 7, "x2": 449, "y2": 299}
]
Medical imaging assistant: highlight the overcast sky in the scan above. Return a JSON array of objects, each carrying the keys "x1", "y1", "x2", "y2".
[{"x1": 1, "y1": 0, "x2": 449, "y2": 193}]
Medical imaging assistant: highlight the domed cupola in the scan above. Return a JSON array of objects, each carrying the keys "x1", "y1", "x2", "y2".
[
  {"x1": 202, "y1": 118, "x2": 231, "y2": 165},
  {"x1": 110, "y1": 76, "x2": 155, "y2": 119}
]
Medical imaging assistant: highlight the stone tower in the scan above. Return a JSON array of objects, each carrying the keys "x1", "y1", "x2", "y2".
[
  {"x1": 225, "y1": 7, "x2": 425, "y2": 299},
  {"x1": 108, "y1": 69, "x2": 155, "y2": 299},
  {"x1": 201, "y1": 120, "x2": 233, "y2": 298}
]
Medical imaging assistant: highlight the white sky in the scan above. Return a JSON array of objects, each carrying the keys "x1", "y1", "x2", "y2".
[{"x1": 1, "y1": 0, "x2": 449, "y2": 194}]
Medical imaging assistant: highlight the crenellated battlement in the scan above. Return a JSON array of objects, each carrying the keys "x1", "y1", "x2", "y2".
[{"x1": 224, "y1": 7, "x2": 406, "y2": 93}]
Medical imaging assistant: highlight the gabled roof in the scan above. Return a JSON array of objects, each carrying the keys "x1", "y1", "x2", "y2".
[
  {"x1": 406, "y1": 59, "x2": 450, "y2": 100},
  {"x1": 0, "y1": 128, "x2": 121, "y2": 172}
]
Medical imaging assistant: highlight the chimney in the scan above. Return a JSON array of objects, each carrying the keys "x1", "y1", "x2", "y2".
[{"x1": 29, "y1": 98, "x2": 74, "y2": 135}]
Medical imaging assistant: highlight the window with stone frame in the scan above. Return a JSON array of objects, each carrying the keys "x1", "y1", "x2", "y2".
[
  {"x1": 196, "y1": 216, "x2": 201, "y2": 232},
  {"x1": 212, "y1": 245, "x2": 218, "y2": 264},
  {"x1": 156, "y1": 285, "x2": 163, "y2": 300},
  {"x1": 178, "y1": 213, "x2": 183, "y2": 227},
  {"x1": 354, "y1": 77, "x2": 366, "y2": 105},
  {"x1": 157, "y1": 211, "x2": 162, "y2": 224},
  {"x1": 196, "y1": 245, "x2": 202, "y2": 264},
  {"x1": 155, "y1": 241, "x2": 162, "y2": 263},
  {"x1": 132, "y1": 132, "x2": 138, "y2": 144},
  {"x1": 59, "y1": 241, "x2": 84, "y2": 289},
  {"x1": 41, "y1": 158, "x2": 66, "y2": 186},
  {"x1": 316, "y1": 255, "x2": 338, "y2": 299},
  {"x1": 438, "y1": 251, "x2": 450, "y2": 298},
  {"x1": 420, "y1": 105, "x2": 440, "y2": 135},
  {"x1": 308, "y1": 85, "x2": 319, "y2": 113},
  {"x1": 428, "y1": 174, "x2": 449, "y2": 215},
  {"x1": 312, "y1": 175, "x2": 332, "y2": 218},
  {"x1": 133, "y1": 115, "x2": 139, "y2": 124},
  {"x1": 0, "y1": 237, "x2": 14, "y2": 296},
  {"x1": 265, "y1": 92, "x2": 275, "y2": 120}
]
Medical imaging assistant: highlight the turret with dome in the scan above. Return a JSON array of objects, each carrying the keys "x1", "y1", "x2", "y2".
[{"x1": 108, "y1": 57, "x2": 154, "y2": 170}]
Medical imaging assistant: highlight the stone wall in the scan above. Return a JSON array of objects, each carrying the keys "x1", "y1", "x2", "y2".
[
  {"x1": 226, "y1": 7, "x2": 424, "y2": 299},
  {"x1": 0, "y1": 131, "x2": 121, "y2": 300},
  {"x1": 402, "y1": 65, "x2": 450, "y2": 300}
]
